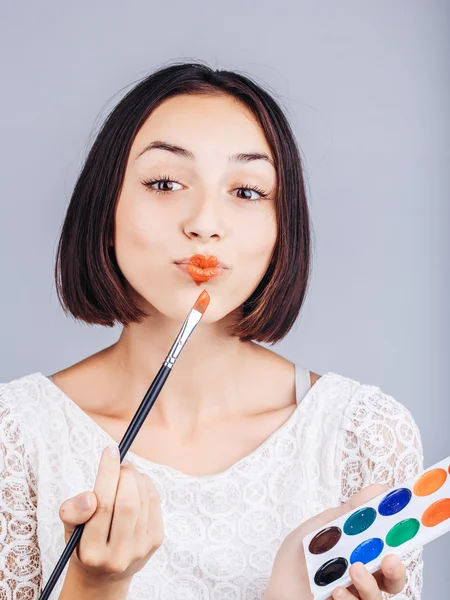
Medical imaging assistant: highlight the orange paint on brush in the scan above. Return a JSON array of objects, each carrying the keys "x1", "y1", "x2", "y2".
[
  {"x1": 186, "y1": 254, "x2": 220, "y2": 285},
  {"x1": 413, "y1": 468, "x2": 447, "y2": 496},
  {"x1": 193, "y1": 290, "x2": 210, "y2": 314},
  {"x1": 421, "y1": 498, "x2": 450, "y2": 527}
]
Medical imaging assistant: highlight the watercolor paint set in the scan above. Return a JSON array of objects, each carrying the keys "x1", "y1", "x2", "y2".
[{"x1": 302, "y1": 455, "x2": 450, "y2": 600}]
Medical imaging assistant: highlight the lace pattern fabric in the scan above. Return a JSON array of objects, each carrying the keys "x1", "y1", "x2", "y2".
[{"x1": 0, "y1": 370, "x2": 424, "y2": 599}]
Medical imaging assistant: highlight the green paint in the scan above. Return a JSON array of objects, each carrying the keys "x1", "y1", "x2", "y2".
[{"x1": 386, "y1": 519, "x2": 420, "y2": 547}]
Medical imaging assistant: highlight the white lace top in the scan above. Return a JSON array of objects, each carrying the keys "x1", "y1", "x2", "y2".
[{"x1": 0, "y1": 367, "x2": 424, "y2": 600}]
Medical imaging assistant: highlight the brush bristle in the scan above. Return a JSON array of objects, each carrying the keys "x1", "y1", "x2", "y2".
[{"x1": 193, "y1": 290, "x2": 210, "y2": 314}]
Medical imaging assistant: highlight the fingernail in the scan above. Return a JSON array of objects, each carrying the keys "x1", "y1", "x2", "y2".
[
  {"x1": 387, "y1": 556, "x2": 402, "y2": 574},
  {"x1": 352, "y1": 562, "x2": 366, "y2": 580},
  {"x1": 106, "y1": 444, "x2": 119, "y2": 458},
  {"x1": 334, "y1": 587, "x2": 346, "y2": 598},
  {"x1": 122, "y1": 457, "x2": 132, "y2": 466},
  {"x1": 76, "y1": 493, "x2": 91, "y2": 510}
]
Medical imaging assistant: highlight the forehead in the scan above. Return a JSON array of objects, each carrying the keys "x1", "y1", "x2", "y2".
[{"x1": 131, "y1": 94, "x2": 274, "y2": 161}]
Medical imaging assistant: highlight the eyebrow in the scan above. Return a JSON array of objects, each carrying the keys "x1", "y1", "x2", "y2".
[{"x1": 135, "y1": 140, "x2": 275, "y2": 168}]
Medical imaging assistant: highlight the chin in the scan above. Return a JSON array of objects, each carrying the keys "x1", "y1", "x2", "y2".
[{"x1": 134, "y1": 276, "x2": 245, "y2": 325}]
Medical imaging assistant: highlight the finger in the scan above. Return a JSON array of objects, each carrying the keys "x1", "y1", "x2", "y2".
[
  {"x1": 107, "y1": 464, "x2": 141, "y2": 550},
  {"x1": 337, "y1": 554, "x2": 406, "y2": 599},
  {"x1": 346, "y1": 484, "x2": 388, "y2": 512},
  {"x1": 59, "y1": 491, "x2": 97, "y2": 531},
  {"x1": 373, "y1": 554, "x2": 406, "y2": 595},
  {"x1": 83, "y1": 445, "x2": 121, "y2": 547},
  {"x1": 348, "y1": 562, "x2": 382, "y2": 600},
  {"x1": 145, "y1": 477, "x2": 164, "y2": 544},
  {"x1": 134, "y1": 473, "x2": 151, "y2": 555},
  {"x1": 338, "y1": 579, "x2": 363, "y2": 598},
  {"x1": 332, "y1": 585, "x2": 360, "y2": 599}
]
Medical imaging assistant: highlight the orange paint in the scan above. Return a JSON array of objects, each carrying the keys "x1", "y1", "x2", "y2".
[
  {"x1": 413, "y1": 468, "x2": 447, "y2": 496},
  {"x1": 421, "y1": 498, "x2": 450, "y2": 527},
  {"x1": 186, "y1": 254, "x2": 220, "y2": 285},
  {"x1": 193, "y1": 290, "x2": 210, "y2": 314}
]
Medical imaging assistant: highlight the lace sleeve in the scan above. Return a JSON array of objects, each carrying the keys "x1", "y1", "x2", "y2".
[
  {"x1": 337, "y1": 382, "x2": 424, "y2": 599},
  {"x1": 0, "y1": 384, "x2": 43, "y2": 598}
]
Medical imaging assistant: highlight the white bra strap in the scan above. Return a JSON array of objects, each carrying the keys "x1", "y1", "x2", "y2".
[{"x1": 294, "y1": 364, "x2": 311, "y2": 405}]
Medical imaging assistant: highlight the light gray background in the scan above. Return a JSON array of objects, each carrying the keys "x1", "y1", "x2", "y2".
[{"x1": 1, "y1": 1, "x2": 448, "y2": 597}]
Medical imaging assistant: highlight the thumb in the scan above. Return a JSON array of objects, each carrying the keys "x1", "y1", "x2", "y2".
[{"x1": 59, "y1": 491, "x2": 97, "y2": 540}]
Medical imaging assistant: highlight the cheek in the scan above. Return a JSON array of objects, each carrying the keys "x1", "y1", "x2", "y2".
[
  {"x1": 115, "y1": 193, "x2": 171, "y2": 259},
  {"x1": 238, "y1": 211, "x2": 277, "y2": 266}
]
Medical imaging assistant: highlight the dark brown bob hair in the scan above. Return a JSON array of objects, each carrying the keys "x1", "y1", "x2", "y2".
[{"x1": 55, "y1": 60, "x2": 312, "y2": 344}]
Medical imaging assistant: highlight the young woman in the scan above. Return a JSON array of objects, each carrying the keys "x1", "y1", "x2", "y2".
[{"x1": 0, "y1": 62, "x2": 423, "y2": 600}]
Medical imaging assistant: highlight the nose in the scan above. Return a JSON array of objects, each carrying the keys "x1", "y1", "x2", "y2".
[{"x1": 183, "y1": 197, "x2": 225, "y2": 243}]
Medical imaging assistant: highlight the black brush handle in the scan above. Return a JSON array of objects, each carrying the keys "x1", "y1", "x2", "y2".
[{"x1": 39, "y1": 364, "x2": 171, "y2": 599}]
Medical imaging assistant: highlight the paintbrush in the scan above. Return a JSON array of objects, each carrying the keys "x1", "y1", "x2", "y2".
[{"x1": 39, "y1": 289, "x2": 211, "y2": 599}]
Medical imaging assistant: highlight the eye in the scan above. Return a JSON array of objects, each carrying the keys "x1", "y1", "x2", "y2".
[
  {"x1": 141, "y1": 175, "x2": 271, "y2": 202},
  {"x1": 231, "y1": 184, "x2": 270, "y2": 202},
  {"x1": 142, "y1": 175, "x2": 183, "y2": 194}
]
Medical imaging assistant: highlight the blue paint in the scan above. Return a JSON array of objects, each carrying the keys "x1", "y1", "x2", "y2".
[
  {"x1": 350, "y1": 538, "x2": 384, "y2": 564},
  {"x1": 343, "y1": 507, "x2": 377, "y2": 535},
  {"x1": 378, "y1": 488, "x2": 412, "y2": 516}
]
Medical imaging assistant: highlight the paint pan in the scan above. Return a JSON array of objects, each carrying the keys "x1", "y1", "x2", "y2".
[{"x1": 302, "y1": 455, "x2": 450, "y2": 600}]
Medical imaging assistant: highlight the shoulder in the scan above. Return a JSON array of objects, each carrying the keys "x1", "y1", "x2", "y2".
[
  {"x1": 310, "y1": 371, "x2": 321, "y2": 386},
  {"x1": 341, "y1": 377, "x2": 421, "y2": 440},
  {"x1": 317, "y1": 369, "x2": 421, "y2": 437},
  {"x1": 248, "y1": 342, "x2": 323, "y2": 387},
  {"x1": 0, "y1": 372, "x2": 49, "y2": 447},
  {"x1": 336, "y1": 376, "x2": 424, "y2": 496},
  {"x1": 0, "y1": 371, "x2": 45, "y2": 408},
  {"x1": 0, "y1": 374, "x2": 41, "y2": 474}
]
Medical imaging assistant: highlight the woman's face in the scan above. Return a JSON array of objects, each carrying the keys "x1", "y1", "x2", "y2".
[{"x1": 114, "y1": 93, "x2": 278, "y2": 323}]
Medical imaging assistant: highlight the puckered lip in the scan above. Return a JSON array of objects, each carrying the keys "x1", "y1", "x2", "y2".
[{"x1": 174, "y1": 255, "x2": 230, "y2": 269}]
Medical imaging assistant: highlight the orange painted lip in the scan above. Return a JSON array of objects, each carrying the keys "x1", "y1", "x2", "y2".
[
  {"x1": 176, "y1": 254, "x2": 228, "y2": 269},
  {"x1": 174, "y1": 254, "x2": 229, "y2": 285}
]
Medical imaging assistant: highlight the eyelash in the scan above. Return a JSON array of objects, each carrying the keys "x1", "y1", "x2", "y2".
[{"x1": 141, "y1": 174, "x2": 270, "y2": 202}]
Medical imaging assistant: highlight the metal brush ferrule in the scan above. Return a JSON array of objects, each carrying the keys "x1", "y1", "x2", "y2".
[{"x1": 163, "y1": 309, "x2": 202, "y2": 368}]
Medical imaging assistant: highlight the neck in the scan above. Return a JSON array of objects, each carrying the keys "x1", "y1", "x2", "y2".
[{"x1": 101, "y1": 310, "x2": 259, "y2": 431}]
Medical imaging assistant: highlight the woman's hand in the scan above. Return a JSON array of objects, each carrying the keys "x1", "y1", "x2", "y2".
[
  {"x1": 264, "y1": 484, "x2": 407, "y2": 600},
  {"x1": 59, "y1": 445, "x2": 164, "y2": 587}
]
